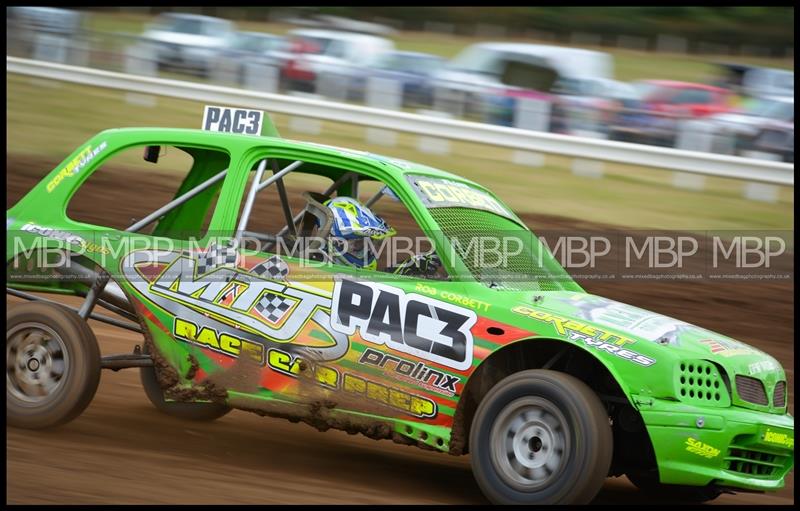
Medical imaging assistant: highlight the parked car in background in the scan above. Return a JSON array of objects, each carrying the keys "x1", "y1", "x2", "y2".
[
  {"x1": 744, "y1": 121, "x2": 794, "y2": 163},
  {"x1": 431, "y1": 42, "x2": 613, "y2": 120},
  {"x1": 280, "y1": 29, "x2": 395, "y2": 94},
  {"x1": 708, "y1": 96, "x2": 793, "y2": 139},
  {"x1": 720, "y1": 98, "x2": 794, "y2": 162},
  {"x1": 346, "y1": 51, "x2": 445, "y2": 107},
  {"x1": 741, "y1": 67, "x2": 794, "y2": 99},
  {"x1": 553, "y1": 77, "x2": 638, "y2": 103},
  {"x1": 632, "y1": 80, "x2": 734, "y2": 118},
  {"x1": 141, "y1": 13, "x2": 236, "y2": 77},
  {"x1": 7, "y1": 6, "x2": 85, "y2": 60},
  {"x1": 610, "y1": 80, "x2": 734, "y2": 147},
  {"x1": 551, "y1": 77, "x2": 639, "y2": 136},
  {"x1": 216, "y1": 31, "x2": 286, "y2": 86},
  {"x1": 225, "y1": 31, "x2": 285, "y2": 62},
  {"x1": 713, "y1": 63, "x2": 794, "y2": 100},
  {"x1": 484, "y1": 87, "x2": 560, "y2": 130},
  {"x1": 7, "y1": 6, "x2": 83, "y2": 37}
]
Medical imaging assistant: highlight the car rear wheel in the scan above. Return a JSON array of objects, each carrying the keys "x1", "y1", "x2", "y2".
[
  {"x1": 470, "y1": 369, "x2": 612, "y2": 504},
  {"x1": 139, "y1": 344, "x2": 231, "y2": 421},
  {"x1": 7, "y1": 302, "x2": 101, "y2": 429}
]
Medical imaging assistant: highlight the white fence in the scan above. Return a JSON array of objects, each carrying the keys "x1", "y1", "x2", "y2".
[{"x1": 7, "y1": 56, "x2": 794, "y2": 199}]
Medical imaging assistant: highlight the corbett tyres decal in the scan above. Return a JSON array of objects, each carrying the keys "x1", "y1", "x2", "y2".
[
  {"x1": 46, "y1": 141, "x2": 108, "y2": 192},
  {"x1": 512, "y1": 305, "x2": 656, "y2": 367},
  {"x1": 556, "y1": 294, "x2": 703, "y2": 347},
  {"x1": 331, "y1": 279, "x2": 477, "y2": 371},
  {"x1": 511, "y1": 306, "x2": 636, "y2": 347},
  {"x1": 121, "y1": 248, "x2": 348, "y2": 362},
  {"x1": 567, "y1": 330, "x2": 656, "y2": 367}
]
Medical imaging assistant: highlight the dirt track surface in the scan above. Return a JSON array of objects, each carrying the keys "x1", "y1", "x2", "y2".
[{"x1": 6, "y1": 155, "x2": 794, "y2": 504}]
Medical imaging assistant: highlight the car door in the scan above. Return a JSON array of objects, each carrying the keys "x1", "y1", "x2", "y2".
[{"x1": 219, "y1": 150, "x2": 462, "y2": 424}]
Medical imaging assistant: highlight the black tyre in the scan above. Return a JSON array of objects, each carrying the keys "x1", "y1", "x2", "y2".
[
  {"x1": 7, "y1": 302, "x2": 101, "y2": 429},
  {"x1": 470, "y1": 369, "x2": 613, "y2": 504},
  {"x1": 626, "y1": 471, "x2": 723, "y2": 503},
  {"x1": 139, "y1": 345, "x2": 231, "y2": 421}
]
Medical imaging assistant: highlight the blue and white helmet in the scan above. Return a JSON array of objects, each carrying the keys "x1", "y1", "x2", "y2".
[{"x1": 324, "y1": 197, "x2": 395, "y2": 270}]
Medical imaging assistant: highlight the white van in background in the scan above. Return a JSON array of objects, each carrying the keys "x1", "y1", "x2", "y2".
[{"x1": 431, "y1": 42, "x2": 614, "y2": 118}]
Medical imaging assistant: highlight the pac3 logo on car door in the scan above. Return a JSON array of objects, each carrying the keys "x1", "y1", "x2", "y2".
[{"x1": 331, "y1": 278, "x2": 477, "y2": 371}]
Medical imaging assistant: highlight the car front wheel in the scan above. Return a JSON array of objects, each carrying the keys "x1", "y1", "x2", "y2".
[{"x1": 470, "y1": 369, "x2": 613, "y2": 504}]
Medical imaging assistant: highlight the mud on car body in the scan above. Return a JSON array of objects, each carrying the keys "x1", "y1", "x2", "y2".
[{"x1": 6, "y1": 112, "x2": 793, "y2": 505}]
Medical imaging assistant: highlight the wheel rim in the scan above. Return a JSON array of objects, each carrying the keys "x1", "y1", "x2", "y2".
[
  {"x1": 490, "y1": 396, "x2": 570, "y2": 492},
  {"x1": 7, "y1": 323, "x2": 70, "y2": 405}
]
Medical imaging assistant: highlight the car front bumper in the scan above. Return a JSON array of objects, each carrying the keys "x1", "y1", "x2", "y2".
[{"x1": 639, "y1": 398, "x2": 794, "y2": 491}]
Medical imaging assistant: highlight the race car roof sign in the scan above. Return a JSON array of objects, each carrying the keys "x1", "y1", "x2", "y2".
[{"x1": 202, "y1": 105, "x2": 264, "y2": 136}]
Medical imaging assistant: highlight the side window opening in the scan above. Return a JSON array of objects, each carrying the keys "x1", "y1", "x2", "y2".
[
  {"x1": 238, "y1": 157, "x2": 335, "y2": 251},
  {"x1": 235, "y1": 157, "x2": 448, "y2": 281},
  {"x1": 66, "y1": 144, "x2": 230, "y2": 240}
]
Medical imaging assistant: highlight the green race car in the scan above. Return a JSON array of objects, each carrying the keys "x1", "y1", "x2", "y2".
[{"x1": 6, "y1": 111, "x2": 793, "y2": 505}]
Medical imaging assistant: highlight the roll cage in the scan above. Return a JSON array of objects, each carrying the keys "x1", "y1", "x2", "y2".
[{"x1": 6, "y1": 129, "x2": 479, "y2": 370}]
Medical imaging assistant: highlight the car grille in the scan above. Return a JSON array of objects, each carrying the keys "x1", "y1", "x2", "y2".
[
  {"x1": 725, "y1": 446, "x2": 788, "y2": 477},
  {"x1": 773, "y1": 381, "x2": 786, "y2": 408},
  {"x1": 735, "y1": 375, "x2": 768, "y2": 406}
]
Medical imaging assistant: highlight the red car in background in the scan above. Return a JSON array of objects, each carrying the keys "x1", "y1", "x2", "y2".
[
  {"x1": 278, "y1": 29, "x2": 394, "y2": 94},
  {"x1": 610, "y1": 80, "x2": 735, "y2": 147},
  {"x1": 634, "y1": 79, "x2": 734, "y2": 117}
]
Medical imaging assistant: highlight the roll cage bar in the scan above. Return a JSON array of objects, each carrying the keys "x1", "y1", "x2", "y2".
[{"x1": 8, "y1": 154, "x2": 394, "y2": 365}]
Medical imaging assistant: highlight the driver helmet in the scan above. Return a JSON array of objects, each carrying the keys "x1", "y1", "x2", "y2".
[{"x1": 324, "y1": 197, "x2": 395, "y2": 270}]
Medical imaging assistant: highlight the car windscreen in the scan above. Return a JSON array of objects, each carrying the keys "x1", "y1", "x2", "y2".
[
  {"x1": 167, "y1": 18, "x2": 209, "y2": 35},
  {"x1": 406, "y1": 175, "x2": 577, "y2": 291},
  {"x1": 428, "y1": 207, "x2": 577, "y2": 291}
]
